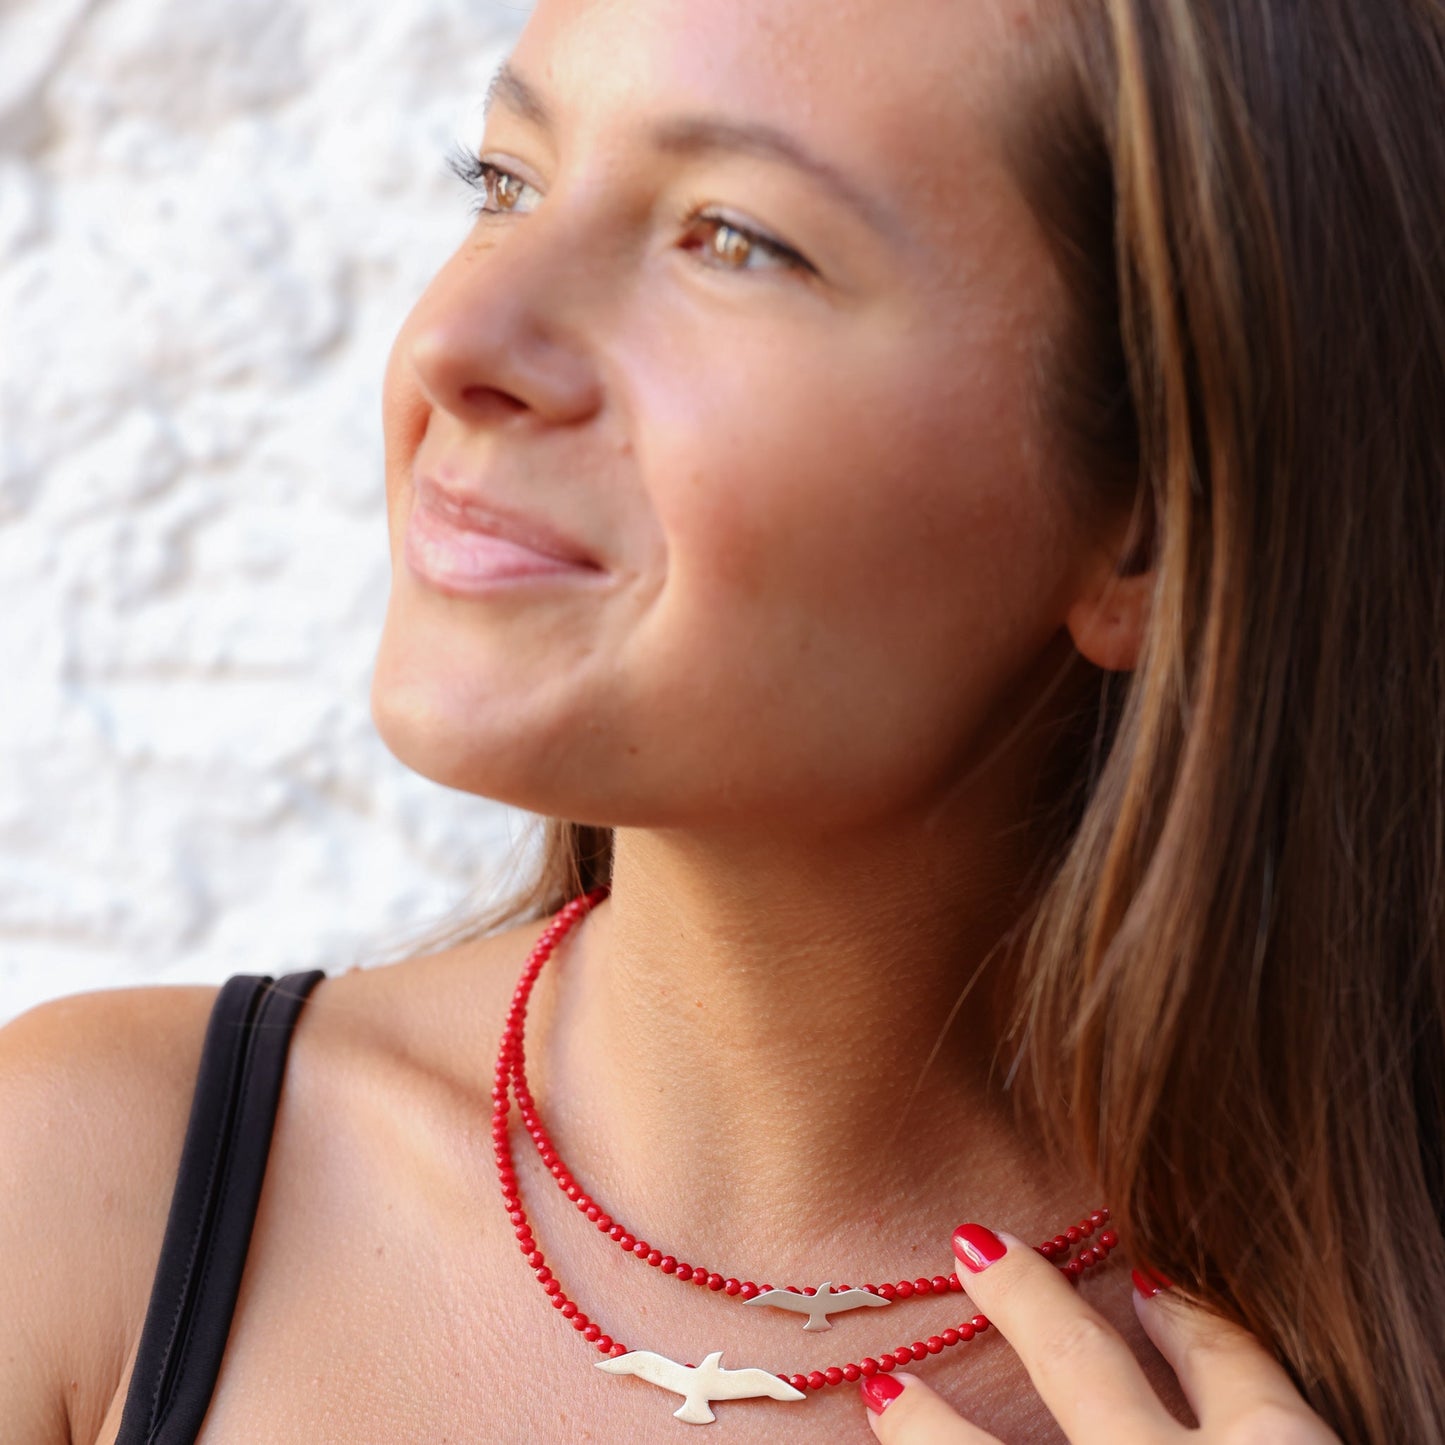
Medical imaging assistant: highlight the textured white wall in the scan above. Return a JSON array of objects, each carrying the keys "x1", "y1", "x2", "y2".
[{"x1": 0, "y1": 0, "x2": 541, "y2": 1025}]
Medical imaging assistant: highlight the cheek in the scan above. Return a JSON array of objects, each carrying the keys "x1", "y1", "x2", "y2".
[
  {"x1": 648, "y1": 325, "x2": 1073, "y2": 684},
  {"x1": 609, "y1": 321, "x2": 1079, "y2": 819}
]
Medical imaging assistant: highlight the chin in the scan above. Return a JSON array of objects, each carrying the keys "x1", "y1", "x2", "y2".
[{"x1": 368, "y1": 626, "x2": 609, "y2": 822}]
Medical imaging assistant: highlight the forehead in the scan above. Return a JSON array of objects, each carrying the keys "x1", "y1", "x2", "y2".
[{"x1": 507, "y1": 0, "x2": 1041, "y2": 244}]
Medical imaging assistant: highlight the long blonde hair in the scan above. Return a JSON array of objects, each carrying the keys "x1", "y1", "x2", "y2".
[{"x1": 383, "y1": 2, "x2": 1445, "y2": 1436}]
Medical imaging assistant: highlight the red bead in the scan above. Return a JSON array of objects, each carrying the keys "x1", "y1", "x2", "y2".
[{"x1": 499, "y1": 904, "x2": 1117, "y2": 1387}]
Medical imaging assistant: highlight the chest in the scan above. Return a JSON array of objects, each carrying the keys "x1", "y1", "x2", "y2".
[
  {"x1": 87, "y1": 1010, "x2": 1085, "y2": 1445},
  {"x1": 91, "y1": 1161, "x2": 1070, "y2": 1445}
]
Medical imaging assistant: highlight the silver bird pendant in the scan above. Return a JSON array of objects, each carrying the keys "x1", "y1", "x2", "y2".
[
  {"x1": 595, "y1": 1349, "x2": 808, "y2": 1424},
  {"x1": 745, "y1": 1280, "x2": 892, "y2": 1331}
]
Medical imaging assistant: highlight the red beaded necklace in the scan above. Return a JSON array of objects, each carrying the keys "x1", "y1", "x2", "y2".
[{"x1": 492, "y1": 887, "x2": 1119, "y2": 1425}]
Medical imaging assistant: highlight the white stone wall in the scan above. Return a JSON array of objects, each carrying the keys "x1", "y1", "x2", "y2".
[{"x1": 0, "y1": 0, "x2": 541, "y2": 1026}]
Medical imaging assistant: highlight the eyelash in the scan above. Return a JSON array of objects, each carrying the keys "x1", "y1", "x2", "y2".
[{"x1": 444, "y1": 144, "x2": 813, "y2": 277}]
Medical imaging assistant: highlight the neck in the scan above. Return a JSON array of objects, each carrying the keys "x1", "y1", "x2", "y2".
[{"x1": 527, "y1": 814, "x2": 1085, "y2": 1265}]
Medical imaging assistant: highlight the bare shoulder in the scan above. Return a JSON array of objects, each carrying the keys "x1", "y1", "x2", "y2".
[{"x1": 0, "y1": 982, "x2": 220, "y2": 1445}]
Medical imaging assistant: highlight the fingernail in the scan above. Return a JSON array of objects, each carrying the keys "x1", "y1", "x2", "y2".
[
  {"x1": 860, "y1": 1373, "x2": 907, "y2": 1415},
  {"x1": 1131, "y1": 1266, "x2": 1173, "y2": 1299},
  {"x1": 953, "y1": 1222, "x2": 1007, "y2": 1273}
]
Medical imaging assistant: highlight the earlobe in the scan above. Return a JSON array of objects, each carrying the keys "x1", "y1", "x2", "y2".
[{"x1": 1064, "y1": 562, "x2": 1153, "y2": 673}]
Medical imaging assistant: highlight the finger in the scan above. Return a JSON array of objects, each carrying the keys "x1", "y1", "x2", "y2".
[
  {"x1": 1132, "y1": 1273, "x2": 1340, "y2": 1438},
  {"x1": 861, "y1": 1369, "x2": 1004, "y2": 1445},
  {"x1": 951, "y1": 1223, "x2": 1180, "y2": 1443}
]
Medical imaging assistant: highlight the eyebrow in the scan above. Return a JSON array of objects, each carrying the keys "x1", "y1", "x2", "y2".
[{"x1": 482, "y1": 60, "x2": 899, "y2": 242}]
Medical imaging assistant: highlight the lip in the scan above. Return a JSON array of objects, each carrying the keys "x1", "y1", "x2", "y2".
[{"x1": 405, "y1": 472, "x2": 605, "y2": 595}]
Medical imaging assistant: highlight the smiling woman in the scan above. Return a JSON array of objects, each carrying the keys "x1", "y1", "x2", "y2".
[{"x1": 3, "y1": 0, "x2": 1443, "y2": 1442}]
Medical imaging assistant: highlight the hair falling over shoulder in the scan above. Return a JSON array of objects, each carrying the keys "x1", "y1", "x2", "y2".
[{"x1": 393, "y1": 2, "x2": 1445, "y2": 1437}]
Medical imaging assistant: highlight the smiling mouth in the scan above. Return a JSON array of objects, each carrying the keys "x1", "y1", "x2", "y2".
[{"x1": 404, "y1": 489, "x2": 607, "y2": 597}]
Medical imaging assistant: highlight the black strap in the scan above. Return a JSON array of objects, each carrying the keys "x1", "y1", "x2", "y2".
[{"x1": 115, "y1": 970, "x2": 326, "y2": 1445}]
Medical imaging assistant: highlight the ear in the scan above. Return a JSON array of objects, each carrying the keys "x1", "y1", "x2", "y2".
[{"x1": 1063, "y1": 519, "x2": 1154, "y2": 673}]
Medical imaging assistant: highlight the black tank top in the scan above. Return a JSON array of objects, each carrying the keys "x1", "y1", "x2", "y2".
[{"x1": 115, "y1": 970, "x2": 326, "y2": 1445}]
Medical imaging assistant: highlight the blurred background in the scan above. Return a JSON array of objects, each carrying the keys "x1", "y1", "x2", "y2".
[{"x1": 0, "y1": 0, "x2": 538, "y2": 1025}]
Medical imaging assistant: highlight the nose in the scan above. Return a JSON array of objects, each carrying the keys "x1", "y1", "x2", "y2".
[{"x1": 406, "y1": 211, "x2": 607, "y2": 429}]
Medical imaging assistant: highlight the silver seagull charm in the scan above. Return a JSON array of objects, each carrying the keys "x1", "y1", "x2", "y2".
[
  {"x1": 595, "y1": 1349, "x2": 807, "y2": 1424},
  {"x1": 745, "y1": 1280, "x2": 892, "y2": 1331}
]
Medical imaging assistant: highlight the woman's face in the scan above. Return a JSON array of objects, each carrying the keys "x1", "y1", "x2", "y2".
[{"x1": 374, "y1": 0, "x2": 1092, "y2": 833}]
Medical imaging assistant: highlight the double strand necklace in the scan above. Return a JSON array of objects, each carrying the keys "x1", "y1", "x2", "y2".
[{"x1": 491, "y1": 887, "x2": 1119, "y2": 1426}]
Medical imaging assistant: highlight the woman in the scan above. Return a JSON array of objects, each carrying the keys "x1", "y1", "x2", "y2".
[{"x1": 3, "y1": 0, "x2": 1440, "y2": 1439}]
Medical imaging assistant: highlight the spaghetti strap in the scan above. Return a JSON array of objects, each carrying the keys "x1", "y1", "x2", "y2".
[{"x1": 115, "y1": 969, "x2": 326, "y2": 1445}]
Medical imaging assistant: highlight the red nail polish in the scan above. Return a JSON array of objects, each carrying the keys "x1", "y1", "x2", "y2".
[
  {"x1": 1131, "y1": 1266, "x2": 1172, "y2": 1298},
  {"x1": 953, "y1": 1223, "x2": 1007, "y2": 1273},
  {"x1": 861, "y1": 1373, "x2": 906, "y2": 1414}
]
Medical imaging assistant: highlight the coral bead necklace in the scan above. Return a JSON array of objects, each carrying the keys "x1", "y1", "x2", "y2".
[{"x1": 492, "y1": 886, "x2": 1118, "y2": 1425}]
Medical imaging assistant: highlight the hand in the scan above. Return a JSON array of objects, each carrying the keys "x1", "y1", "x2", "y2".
[{"x1": 858, "y1": 1223, "x2": 1341, "y2": 1443}]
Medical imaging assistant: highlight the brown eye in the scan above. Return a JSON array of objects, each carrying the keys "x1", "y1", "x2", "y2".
[
  {"x1": 687, "y1": 214, "x2": 810, "y2": 274},
  {"x1": 448, "y1": 150, "x2": 540, "y2": 219},
  {"x1": 709, "y1": 222, "x2": 753, "y2": 268},
  {"x1": 490, "y1": 169, "x2": 527, "y2": 212}
]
